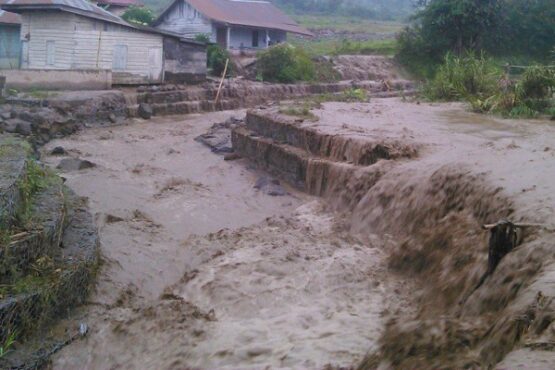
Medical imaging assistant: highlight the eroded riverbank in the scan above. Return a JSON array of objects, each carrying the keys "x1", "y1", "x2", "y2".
[{"x1": 42, "y1": 98, "x2": 555, "y2": 369}]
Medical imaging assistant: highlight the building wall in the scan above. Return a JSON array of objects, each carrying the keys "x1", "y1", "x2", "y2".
[
  {"x1": 228, "y1": 27, "x2": 267, "y2": 49},
  {"x1": 156, "y1": 0, "x2": 213, "y2": 41},
  {"x1": 269, "y1": 30, "x2": 287, "y2": 45},
  {"x1": 0, "y1": 24, "x2": 21, "y2": 69},
  {"x1": 163, "y1": 37, "x2": 206, "y2": 83},
  {"x1": 1, "y1": 68, "x2": 111, "y2": 90},
  {"x1": 19, "y1": 11, "x2": 164, "y2": 83}
]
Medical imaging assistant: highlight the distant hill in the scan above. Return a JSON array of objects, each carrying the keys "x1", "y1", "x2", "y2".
[{"x1": 140, "y1": 0, "x2": 416, "y2": 21}]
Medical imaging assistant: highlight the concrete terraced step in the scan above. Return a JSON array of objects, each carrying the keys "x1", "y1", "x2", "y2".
[
  {"x1": 245, "y1": 110, "x2": 418, "y2": 166},
  {"x1": 232, "y1": 126, "x2": 390, "y2": 199},
  {"x1": 128, "y1": 80, "x2": 416, "y2": 118},
  {"x1": 0, "y1": 190, "x2": 99, "y2": 361},
  {"x1": 0, "y1": 135, "x2": 30, "y2": 230},
  {"x1": 0, "y1": 179, "x2": 66, "y2": 281}
]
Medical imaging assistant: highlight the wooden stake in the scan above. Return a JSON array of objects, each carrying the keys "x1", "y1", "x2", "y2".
[{"x1": 214, "y1": 58, "x2": 229, "y2": 107}]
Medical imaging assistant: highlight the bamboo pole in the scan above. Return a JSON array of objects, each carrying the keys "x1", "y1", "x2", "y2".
[
  {"x1": 214, "y1": 58, "x2": 229, "y2": 106},
  {"x1": 96, "y1": 29, "x2": 103, "y2": 69}
]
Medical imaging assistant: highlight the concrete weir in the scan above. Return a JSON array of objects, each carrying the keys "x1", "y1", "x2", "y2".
[
  {"x1": 232, "y1": 109, "x2": 418, "y2": 196},
  {"x1": 231, "y1": 102, "x2": 555, "y2": 368}
]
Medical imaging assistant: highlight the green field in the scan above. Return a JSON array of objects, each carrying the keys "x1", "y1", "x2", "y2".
[{"x1": 293, "y1": 15, "x2": 405, "y2": 34}]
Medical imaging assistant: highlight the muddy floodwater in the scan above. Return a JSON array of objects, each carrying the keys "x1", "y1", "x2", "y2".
[
  {"x1": 42, "y1": 111, "x2": 407, "y2": 369},
  {"x1": 42, "y1": 99, "x2": 555, "y2": 369}
]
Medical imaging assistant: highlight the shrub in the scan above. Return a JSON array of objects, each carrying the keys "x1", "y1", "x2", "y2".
[
  {"x1": 192, "y1": 34, "x2": 231, "y2": 76},
  {"x1": 121, "y1": 5, "x2": 155, "y2": 25},
  {"x1": 207, "y1": 44, "x2": 231, "y2": 76},
  {"x1": 257, "y1": 44, "x2": 315, "y2": 83},
  {"x1": 424, "y1": 53, "x2": 502, "y2": 101}
]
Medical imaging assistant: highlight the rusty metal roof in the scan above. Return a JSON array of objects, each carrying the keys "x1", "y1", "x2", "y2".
[
  {"x1": 155, "y1": 0, "x2": 313, "y2": 37},
  {"x1": 96, "y1": 0, "x2": 142, "y2": 7},
  {"x1": 0, "y1": 9, "x2": 21, "y2": 24},
  {"x1": 0, "y1": 0, "x2": 21, "y2": 25},
  {"x1": 1, "y1": 0, "x2": 129, "y2": 25}
]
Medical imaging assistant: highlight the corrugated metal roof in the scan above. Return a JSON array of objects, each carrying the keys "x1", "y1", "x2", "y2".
[
  {"x1": 0, "y1": 0, "x2": 21, "y2": 24},
  {"x1": 0, "y1": 9, "x2": 21, "y2": 24},
  {"x1": 0, "y1": 0, "x2": 208, "y2": 45},
  {"x1": 155, "y1": 0, "x2": 313, "y2": 37},
  {"x1": 1, "y1": 0, "x2": 129, "y2": 25},
  {"x1": 96, "y1": 0, "x2": 142, "y2": 7}
]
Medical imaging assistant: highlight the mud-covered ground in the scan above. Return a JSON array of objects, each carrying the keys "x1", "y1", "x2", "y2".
[
  {"x1": 42, "y1": 111, "x2": 409, "y2": 369},
  {"x1": 42, "y1": 99, "x2": 555, "y2": 369}
]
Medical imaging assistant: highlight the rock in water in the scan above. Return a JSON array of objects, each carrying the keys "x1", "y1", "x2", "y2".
[
  {"x1": 254, "y1": 176, "x2": 287, "y2": 196},
  {"x1": 50, "y1": 146, "x2": 67, "y2": 156},
  {"x1": 138, "y1": 103, "x2": 153, "y2": 120},
  {"x1": 57, "y1": 158, "x2": 96, "y2": 171}
]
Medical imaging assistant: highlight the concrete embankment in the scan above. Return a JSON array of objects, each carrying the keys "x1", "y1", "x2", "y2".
[
  {"x1": 0, "y1": 79, "x2": 414, "y2": 147},
  {"x1": 231, "y1": 100, "x2": 555, "y2": 368}
]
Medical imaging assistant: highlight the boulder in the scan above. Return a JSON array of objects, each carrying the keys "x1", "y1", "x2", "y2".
[
  {"x1": 138, "y1": 103, "x2": 153, "y2": 120},
  {"x1": 50, "y1": 146, "x2": 67, "y2": 156},
  {"x1": 15, "y1": 121, "x2": 33, "y2": 136},
  {"x1": 57, "y1": 158, "x2": 96, "y2": 171}
]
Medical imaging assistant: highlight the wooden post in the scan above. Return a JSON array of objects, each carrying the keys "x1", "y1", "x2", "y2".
[
  {"x1": 214, "y1": 58, "x2": 229, "y2": 107},
  {"x1": 96, "y1": 30, "x2": 102, "y2": 69}
]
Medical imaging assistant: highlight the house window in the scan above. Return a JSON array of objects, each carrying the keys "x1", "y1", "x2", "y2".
[
  {"x1": 252, "y1": 30, "x2": 259, "y2": 47},
  {"x1": 46, "y1": 41, "x2": 55, "y2": 66},
  {"x1": 113, "y1": 45, "x2": 128, "y2": 71}
]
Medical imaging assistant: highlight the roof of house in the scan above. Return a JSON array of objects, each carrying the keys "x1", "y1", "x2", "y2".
[
  {"x1": 0, "y1": 9, "x2": 21, "y2": 24},
  {"x1": 0, "y1": 1, "x2": 21, "y2": 25},
  {"x1": 0, "y1": 0, "x2": 205, "y2": 45},
  {"x1": 1, "y1": 0, "x2": 128, "y2": 25},
  {"x1": 154, "y1": 0, "x2": 313, "y2": 37},
  {"x1": 96, "y1": 0, "x2": 142, "y2": 7}
]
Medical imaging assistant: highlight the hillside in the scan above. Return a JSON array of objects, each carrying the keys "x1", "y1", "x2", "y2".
[{"x1": 141, "y1": 0, "x2": 416, "y2": 21}]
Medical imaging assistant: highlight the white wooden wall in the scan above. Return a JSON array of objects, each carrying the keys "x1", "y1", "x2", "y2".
[
  {"x1": 20, "y1": 12, "x2": 164, "y2": 83},
  {"x1": 156, "y1": 0, "x2": 214, "y2": 41}
]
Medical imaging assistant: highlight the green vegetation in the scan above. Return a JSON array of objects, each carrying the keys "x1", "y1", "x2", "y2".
[
  {"x1": 0, "y1": 159, "x2": 58, "y2": 247},
  {"x1": 279, "y1": 104, "x2": 319, "y2": 121},
  {"x1": 397, "y1": 0, "x2": 555, "y2": 78},
  {"x1": 121, "y1": 5, "x2": 156, "y2": 26},
  {"x1": 16, "y1": 161, "x2": 57, "y2": 228},
  {"x1": 397, "y1": 0, "x2": 555, "y2": 119},
  {"x1": 424, "y1": 54, "x2": 555, "y2": 118},
  {"x1": 273, "y1": 0, "x2": 415, "y2": 20},
  {"x1": 423, "y1": 53, "x2": 501, "y2": 101},
  {"x1": 195, "y1": 34, "x2": 232, "y2": 76},
  {"x1": 293, "y1": 15, "x2": 404, "y2": 33},
  {"x1": 257, "y1": 44, "x2": 315, "y2": 83},
  {"x1": 0, "y1": 331, "x2": 16, "y2": 358},
  {"x1": 279, "y1": 87, "x2": 370, "y2": 119},
  {"x1": 291, "y1": 38, "x2": 397, "y2": 57}
]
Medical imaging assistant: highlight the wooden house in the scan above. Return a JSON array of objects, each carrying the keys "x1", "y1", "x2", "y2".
[
  {"x1": 153, "y1": 0, "x2": 313, "y2": 50},
  {"x1": 0, "y1": 10, "x2": 21, "y2": 69},
  {"x1": 1, "y1": 0, "x2": 206, "y2": 85}
]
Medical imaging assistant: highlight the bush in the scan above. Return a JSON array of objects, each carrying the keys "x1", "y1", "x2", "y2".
[
  {"x1": 207, "y1": 44, "x2": 231, "y2": 76},
  {"x1": 121, "y1": 5, "x2": 155, "y2": 25},
  {"x1": 257, "y1": 44, "x2": 315, "y2": 83},
  {"x1": 424, "y1": 53, "x2": 502, "y2": 101},
  {"x1": 192, "y1": 34, "x2": 231, "y2": 76}
]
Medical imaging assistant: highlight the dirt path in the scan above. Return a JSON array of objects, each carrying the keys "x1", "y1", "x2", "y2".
[{"x1": 42, "y1": 111, "x2": 406, "y2": 369}]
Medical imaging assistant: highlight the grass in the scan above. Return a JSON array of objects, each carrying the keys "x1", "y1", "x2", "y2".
[
  {"x1": 423, "y1": 53, "x2": 555, "y2": 119},
  {"x1": 279, "y1": 104, "x2": 319, "y2": 121},
  {"x1": 291, "y1": 38, "x2": 398, "y2": 57},
  {"x1": 293, "y1": 15, "x2": 404, "y2": 34},
  {"x1": 278, "y1": 87, "x2": 370, "y2": 120},
  {"x1": 0, "y1": 331, "x2": 16, "y2": 359}
]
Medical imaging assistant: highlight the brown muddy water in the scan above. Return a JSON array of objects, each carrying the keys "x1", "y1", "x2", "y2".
[
  {"x1": 42, "y1": 111, "x2": 408, "y2": 369},
  {"x1": 42, "y1": 100, "x2": 555, "y2": 369}
]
